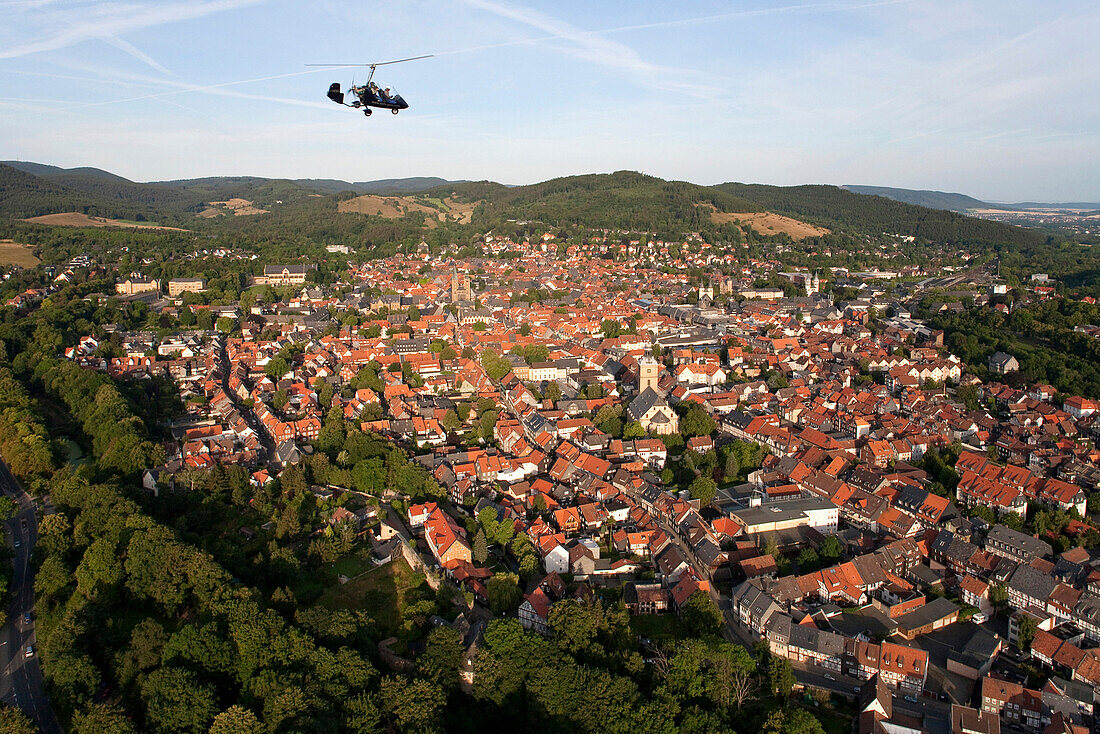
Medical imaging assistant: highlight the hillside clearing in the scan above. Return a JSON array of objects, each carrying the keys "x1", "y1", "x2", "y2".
[
  {"x1": 198, "y1": 198, "x2": 269, "y2": 217},
  {"x1": 706, "y1": 207, "x2": 830, "y2": 239},
  {"x1": 21, "y1": 212, "x2": 187, "y2": 230},
  {"x1": 0, "y1": 240, "x2": 41, "y2": 267},
  {"x1": 337, "y1": 194, "x2": 476, "y2": 227}
]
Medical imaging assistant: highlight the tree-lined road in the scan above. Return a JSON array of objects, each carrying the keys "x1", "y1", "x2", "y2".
[{"x1": 0, "y1": 459, "x2": 63, "y2": 733}]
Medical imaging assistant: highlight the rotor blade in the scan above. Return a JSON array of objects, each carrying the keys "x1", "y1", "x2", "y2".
[
  {"x1": 304, "y1": 55, "x2": 433, "y2": 68},
  {"x1": 373, "y1": 54, "x2": 434, "y2": 66}
]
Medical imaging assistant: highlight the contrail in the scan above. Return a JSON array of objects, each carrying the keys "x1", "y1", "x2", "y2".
[
  {"x1": 5, "y1": 0, "x2": 915, "y2": 113},
  {"x1": 435, "y1": 0, "x2": 917, "y2": 57}
]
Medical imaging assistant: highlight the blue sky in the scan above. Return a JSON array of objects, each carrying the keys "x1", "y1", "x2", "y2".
[{"x1": 1, "y1": 0, "x2": 1098, "y2": 201}]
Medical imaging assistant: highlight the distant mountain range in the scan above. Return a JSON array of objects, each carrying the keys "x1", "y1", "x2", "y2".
[
  {"x1": 2, "y1": 161, "x2": 467, "y2": 202},
  {"x1": 156, "y1": 175, "x2": 469, "y2": 197},
  {"x1": 843, "y1": 184, "x2": 1100, "y2": 213},
  {"x1": 842, "y1": 185, "x2": 990, "y2": 211}
]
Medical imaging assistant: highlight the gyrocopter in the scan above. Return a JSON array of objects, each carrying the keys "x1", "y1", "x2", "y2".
[{"x1": 307, "y1": 55, "x2": 432, "y2": 116}]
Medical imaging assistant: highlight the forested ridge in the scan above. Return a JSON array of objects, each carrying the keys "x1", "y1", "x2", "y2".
[
  {"x1": 1, "y1": 162, "x2": 1055, "y2": 257},
  {"x1": 0, "y1": 164, "x2": 169, "y2": 222},
  {"x1": 713, "y1": 182, "x2": 1043, "y2": 248},
  {"x1": 450, "y1": 171, "x2": 760, "y2": 236}
]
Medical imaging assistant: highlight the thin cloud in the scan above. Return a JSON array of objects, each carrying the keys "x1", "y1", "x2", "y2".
[
  {"x1": 441, "y1": 0, "x2": 914, "y2": 58},
  {"x1": 99, "y1": 36, "x2": 176, "y2": 77},
  {"x1": 0, "y1": 0, "x2": 268, "y2": 60},
  {"x1": 25, "y1": 1, "x2": 179, "y2": 77},
  {"x1": 459, "y1": 0, "x2": 726, "y2": 98}
]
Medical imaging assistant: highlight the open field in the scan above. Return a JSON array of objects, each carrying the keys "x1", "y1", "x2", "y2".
[
  {"x1": 21, "y1": 212, "x2": 187, "y2": 230},
  {"x1": 708, "y1": 208, "x2": 831, "y2": 239},
  {"x1": 337, "y1": 194, "x2": 476, "y2": 227},
  {"x1": 0, "y1": 240, "x2": 41, "y2": 267}
]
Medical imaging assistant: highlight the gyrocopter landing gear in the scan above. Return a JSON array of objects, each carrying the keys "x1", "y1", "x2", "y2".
[
  {"x1": 391, "y1": 108, "x2": 399, "y2": 115},
  {"x1": 363, "y1": 108, "x2": 372, "y2": 116}
]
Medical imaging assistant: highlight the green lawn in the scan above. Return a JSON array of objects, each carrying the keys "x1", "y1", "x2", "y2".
[
  {"x1": 316, "y1": 557, "x2": 428, "y2": 634},
  {"x1": 629, "y1": 613, "x2": 686, "y2": 642},
  {"x1": 331, "y1": 548, "x2": 377, "y2": 579}
]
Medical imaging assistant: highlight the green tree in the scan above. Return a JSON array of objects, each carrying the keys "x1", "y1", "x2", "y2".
[
  {"x1": 723, "y1": 450, "x2": 740, "y2": 479},
  {"x1": 71, "y1": 703, "x2": 137, "y2": 734},
  {"x1": 680, "y1": 404, "x2": 716, "y2": 438},
  {"x1": 265, "y1": 356, "x2": 288, "y2": 379},
  {"x1": 798, "y1": 548, "x2": 819, "y2": 570},
  {"x1": 379, "y1": 675, "x2": 446, "y2": 734},
  {"x1": 680, "y1": 590, "x2": 723, "y2": 637},
  {"x1": 418, "y1": 626, "x2": 464, "y2": 691},
  {"x1": 208, "y1": 706, "x2": 263, "y2": 734},
  {"x1": 0, "y1": 706, "x2": 35, "y2": 734},
  {"x1": 140, "y1": 666, "x2": 218, "y2": 734},
  {"x1": 486, "y1": 572, "x2": 522, "y2": 615},
  {"x1": 818, "y1": 535, "x2": 843, "y2": 562},
  {"x1": 767, "y1": 656, "x2": 796, "y2": 699},
  {"x1": 343, "y1": 693, "x2": 383, "y2": 734},
  {"x1": 688, "y1": 475, "x2": 717, "y2": 506},
  {"x1": 473, "y1": 529, "x2": 489, "y2": 564},
  {"x1": 352, "y1": 458, "x2": 385, "y2": 494},
  {"x1": 1016, "y1": 615, "x2": 1038, "y2": 650}
]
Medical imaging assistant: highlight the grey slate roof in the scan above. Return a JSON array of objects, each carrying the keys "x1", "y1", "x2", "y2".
[
  {"x1": 628, "y1": 387, "x2": 667, "y2": 420},
  {"x1": 1008, "y1": 563, "x2": 1057, "y2": 602}
]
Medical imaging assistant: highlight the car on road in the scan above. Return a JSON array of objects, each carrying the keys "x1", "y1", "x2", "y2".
[
  {"x1": 24, "y1": 645, "x2": 34, "y2": 658},
  {"x1": 12, "y1": 538, "x2": 20, "y2": 548},
  {"x1": 20, "y1": 518, "x2": 26, "y2": 530},
  {"x1": 823, "y1": 673, "x2": 836, "y2": 681},
  {"x1": 23, "y1": 612, "x2": 32, "y2": 625},
  {"x1": 854, "y1": 686, "x2": 861, "y2": 693},
  {"x1": 903, "y1": 695, "x2": 918, "y2": 703}
]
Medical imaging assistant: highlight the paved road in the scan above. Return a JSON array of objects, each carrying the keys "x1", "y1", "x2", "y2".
[
  {"x1": 216, "y1": 336, "x2": 275, "y2": 463},
  {"x1": 0, "y1": 459, "x2": 63, "y2": 733}
]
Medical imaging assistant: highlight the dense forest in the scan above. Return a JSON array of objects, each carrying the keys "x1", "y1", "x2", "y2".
[{"x1": 0, "y1": 164, "x2": 169, "y2": 222}]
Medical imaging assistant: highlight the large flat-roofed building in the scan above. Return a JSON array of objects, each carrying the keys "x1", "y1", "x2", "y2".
[
  {"x1": 168, "y1": 278, "x2": 207, "y2": 297},
  {"x1": 254, "y1": 265, "x2": 311, "y2": 286},
  {"x1": 727, "y1": 495, "x2": 839, "y2": 537}
]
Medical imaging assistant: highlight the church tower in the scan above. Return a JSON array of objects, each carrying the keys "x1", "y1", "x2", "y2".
[
  {"x1": 638, "y1": 356, "x2": 659, "y2": 393},
  {"x1": 450, "y1": 265, "x2": 472, "y2": 303}
]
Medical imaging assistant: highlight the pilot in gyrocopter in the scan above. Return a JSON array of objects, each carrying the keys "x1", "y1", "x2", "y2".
[{"x1": 309, "y1": 55, "x2": 431, "y2": 117}]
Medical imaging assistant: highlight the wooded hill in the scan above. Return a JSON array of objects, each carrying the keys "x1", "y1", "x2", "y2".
[
  {"x1": 714, "y1": 182, "x2": 1044, "y2": 248},
  {"x1": 1, "y1": 161, "x2": 1047, "y2": 251},
  {"x1": 0, "y1": 163, "x2": 173, "y2": 221},
  {"x1": 434, "y1": 171, "x2": 758, "y2": 236},
  {"x1": 840, "y1": 185, "x2": 990, "y2": 212}
]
